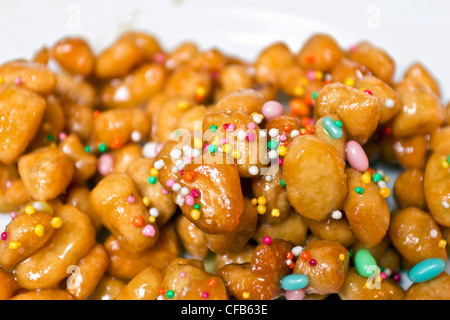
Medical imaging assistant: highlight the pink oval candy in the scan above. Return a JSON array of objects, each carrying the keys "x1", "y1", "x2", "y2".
[
  {"x1": 261, "y1": 101, "x2": 284, "y2": 121},
  {"x1": 184, "y1": 195, "x2": 195, "y2": 206},
  {"x1": 346, "y1": 140, "x2": 369, "y2": 172},
  {"x1": 285, "y1": 289, "x2": 305, "y2": 300},
  {"x1": 97, "y1": 154, "x2": 114, "y2": 176}
]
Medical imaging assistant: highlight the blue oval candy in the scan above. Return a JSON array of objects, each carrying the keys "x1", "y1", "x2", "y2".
[
  {"x1": 407, "y1": 258, "x2": 446, "y2": 283},
  {"x1": 323, "y1": 117, "x2": 343, "y2": 139},
  {"x1": 280, "y1": 274, "x2": 309, "y2": 291}
]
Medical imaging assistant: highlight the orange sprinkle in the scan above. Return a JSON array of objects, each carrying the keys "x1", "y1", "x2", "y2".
[
  {"x1": 301, "y1": 251, "x2": 310, "y2": 260},
  {"x1": 300, "y1": 116, "x2": 311, "y2": 127},
  {"x1": 286, "y1": 252, "x2": 294, "y2": 260},
  {"x1": 368, "y1": 167, "x2": 374, "y2": 175},
  {"x1": 283, "y1": 124, "x2": 291, "y2": 132},
  {"x1": 208, "y1": 278, "x2": 216, "y2": 287},
  {"x1": 159, "y1": 288, "x2": 165, "y2": 295},
  {"x1": 289, "y1": 99, "x2": 310, "y2": 116},
  {"x1": 283, "y1": 141, "x2": 289, "y2": 147},
  {"x1": 93, "y1": 110, "x2": 100, "y2": 118},
  {"x1": 132, "y1": 216, "x2": 144, "y2": 228},
  {"x1": 305, "y1": 125, "x2": 315, "y2": 134},
  {"x1": 184, "y1": 171, "x2": 196, "y2": 181},
  {"x1": 304, "y1": 95, "x2": 315, "y2": 106},
  {"x1": 111, "y1": 136, "x2": 123, "y2": 149},
  {"x1": 304, "y1": 55, "x2": 316, "y2": 65}
]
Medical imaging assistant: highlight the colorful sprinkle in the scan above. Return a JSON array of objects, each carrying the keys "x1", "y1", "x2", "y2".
[
  {"x1": 262, "y1": 236, "x2": 272, "y2": 245},
  {"x1": 323, "y1": 117, "x2": 343, "y2": 139},
  {"x1": 25, "y1": 206, "x2": 36, "y2": 215},
  {"x1": 9, "y1": 241, "x2": 21, "y2": 250},
  {"x1": 132, "y1": 216, "x2": 144, "y2": 228},
  {"x1": 142, "y1": 224, "x2": 156, "y2": 237}
]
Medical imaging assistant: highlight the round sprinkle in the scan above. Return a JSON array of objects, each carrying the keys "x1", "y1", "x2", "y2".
[
  {"x1": 269, "y1": 128, "x2": 279, "y2": 138},
  {"x1": 278, "y1": 146, "x2": 287, "y2": 156},
  {"x1": 149, "y1": 208, "x2": 159, "y2": 217},
  {"x1": 242, "y1": 292, "x2": 250, "y2": 299},
  {"x1": 9, "y1": 241, "x2": 21, "y2": 250},
  {"x1": 98, "y1": 143, "x2": 107, "y2": 153},
  {"x1": 1, "y1": 232, "x2": 7, "y2": 240},
  {"x1": 257, "y1": 197, "x2": 267, "y2": 205},
  {"x1": 51, "y1": 217, "x2": 63, "y2": 229},
  {"x1": 256, "y1": 205, "x2": 267, "y2": 215},
  {"x1": 172, "y1": 183, "x2": 181, "y2": 192},
  {"x1": 301, "y1": 251, "x2": 310, "y2": 260},
  {"x1": 237, "y1": 130, "x2": 246, "y2": 141},
  {"x1": 442, "y1": 201, "x2": 450, "y2": 209},
  {"x1": 271, "y1": 208, "x2": 280, "y2": 217},
  {"x1": 148, "y1": 216, "x2": 156, "y2": 223},
  {"x1": 166, "y1": 290, "x2": 175, "y2": 299},
  {"x1": 10, "y1": 212, "x2": 16, "y2": 219},
  {"x1": 344, "y1": 78, "x2": 355, "y2": 87},
  {"x1": 262, "y1": 236, "x2": 272, "y2": 245},
  {"x1": 248, "y1": 166, "x2": 259, "y2": 176},
  {"x1": 148, "y1": 176, "x2": 157, "y2": 185},
  {"x1": 372, "y1": 173, "x2": 382, "y2": 182},
  {"x1": 380, "y1": 187, "x2": 390, "y2": 198},
  {"x1": 25, "y1": 206, "x2": 36, "y2": 215},
  {"x1": 210, "y1": 125, "x2": 217, "y2": 132},
  {"x1": 339, "y1": 254, "x2": 346, "y2": 261},
  {"x1": 280, "y1": 179, "x2": 286, "y2": 187},
  {"x1": 251, "y1": 198, "x2": 258, "y2": 206},
  {"x1": 132, "y1": 216, "x2": 144, "y2": 227},
  {"x1": 191, "y1": 209, "x2": 201, "y2": 220},
  {"x1": 385, "y1": 98, "x2": 395, "y2": 108},
  {"x1": 194, "y1": 204, "x2": 200, "y2": 210},
  {"x1": 438, "y1": 239, "x2": 447, "y2": 249},
  {"x1": 170, "y1": 149, "x2": 182, "y2": 160},
  {"x1": 430, "y1": 229, "x2": 438, "y2": 239},
  {"x1": 331, "y1": 210, "x2": 342, "y2": 220},
  {"x1": 292, "y1": 246, "x2": 304, "y2": 256},
  {"x1": 34, "y1": 224, "x2": 45, "y2": 237},
  {"x1": 268, "y1": 140, "x2": 278, "y2": 150},
  {"x1": 142, "y1": 225, "x2": 156, "y2": 237},
  {"x1": 208, "y1": 144, "x2": 217, "y2": 153},
  {"x1": 127, "y1": 194, "x2": 135, "y2": 204},
  {"x1": 208, "y1": 278, "x2": 216, "y2": 287},
  {"x1": 309, "y1": 259, "x2": 317, "y2": 266},
  {"x1": 291, "y1": 130, "x2": 300, "y2": 138},
  {"x1": 32, "y1": 201, "x2": 44, "y2": 211},
  {"x1": 355, "y1": 187, "x2": 364, "y2": 194},
  {"x1": 268, "y1": 149, "x2": 278, "y2": 159},
  {"x1": 201, "y1": 292, "x2": 209, "y2": 299},
  {"x1": 265, "y1": 175, "x2": 272, "y2": 182}
]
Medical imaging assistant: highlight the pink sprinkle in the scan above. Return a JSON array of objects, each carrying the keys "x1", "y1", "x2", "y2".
[
  {"x1": 247, "y1": 122, "x2": 256, "y2": 130},
  {"x1": 1, "y1": 232, "x2": 7, "y2": 241},
  {"x1": 223, "y1": 124, "x2": 229, "y2": 130},
  {"x1": 142, "y1": 224, "x2": 156, "y2": 237},
  {"x1": 226, "y1": 123, "x2": 235, "y2": 132},
  {"x1": 203, "y1": 144, "x2": 209, "y2": 151},
  {"x1": 5, "y1": 180, "x2": 12, "y2": 189},
  {"x1": 278, "y1": 158, "x2": 283, "y2": 166},
  {"x1": 364, "y1": 89, "x2": 373, "y2": 95},
  {"x1": 191, "y1": 189, "x2": 199, "y2": 198},
  {"x1": 10, "y1": 212, "x2": 16, "y2": 219},
  {"x1": 279, "y1": 134, "x2": 287, "y2": 142},
  {"x1": 262, "y1": 236, "x2": 272, "y2": 245},
  {"x1": 166, "y1": 179, "x2": 176, "y2": 188},
  {"x1": 201, "y1": 292, "x2": 210, "y2": 299},
  {"x1": 59, "y1": 132, "x2": 67, "y2": 141},
  {"x1": 391, "y1": 272, "x2": 401, "y2": 283},
  {"x1": 185, "y1": 195, "x2": 195, "y2": 206},
  {"x1": 15, "y1": 77, "x2": 22, "y2": 86},
  {"x1": 350, "y1": 45, "x2": 357, "y2": 52},
  {"x1": 97, "y1": 154, "x2": 114, "y2": 176},
  {"x1": 306, "y1": 70, "x2": 316, "y2": 81},
  {"x1": 380, "y1": 272, "x2": 387, "y2": 280},
  {"x1": 180, "y1": 271, "x2": 186, "y2": 278},
  {"x1": 309, "y1": 259, "x2": 317, "y2": 266},
  {"x1": 127, "y1": 194, "x2": 135, "y2": 204},
  {"x1": 183, "y1": 156, "x2": 191, "y2": 164},
  {"x1": 308, "y1": 118, "x2": 315, "y2": 125},
  {"x1": 246, "y1": 132, "x2": 256, "y2": 142},
  {"x1": 153, "y1": 52, "x2": 166, "y2": 64},
  {"x1": 219, "y1": 138, "x2": 227, "y2": 145},
  {"x1": 162, "y1": 188, "x2": 169, "y2": 195},
  {"x1": 180, "y1": 170, "x2": 185, "y2": 175}
]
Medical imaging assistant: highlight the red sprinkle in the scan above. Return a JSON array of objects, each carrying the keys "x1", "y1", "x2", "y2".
[
  {"x1": 309, "y1": 259, "x2": 317, "y2": 266},
  {"x1": 208, "y1": 278, "x2": 216, "y2": 287},
  {"x1": 262, "y1": 236, "x2": 272, "y2": 245},
  {"x1": 301, "y1": 251, "x2": 310, "y2": 260},
  {"x1": 1, "y1": 232, "x2": 7, "y2": 241}
]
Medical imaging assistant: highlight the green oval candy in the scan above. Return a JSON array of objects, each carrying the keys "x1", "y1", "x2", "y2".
[{"x1": 354, "y1": 249, "x2": 378, "y2": 278}]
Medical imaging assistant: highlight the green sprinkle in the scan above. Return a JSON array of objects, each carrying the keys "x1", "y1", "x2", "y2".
[
  {"x1": 47, "y1": 134, "x2": 54, "y2": 141},
  {"x1": 268, "y1": 140, "x2": 278, "y2": 150},
  {"x1": 334, "y1": 121, "x2": 343, "y2": 128},
  {"x1": 355, "y1": 187, "x2": 364, "y2": 194},
  {"x1": 312, "y1": 92, "x2": 317, "y2": 100},
  {"x1": 280, "y1": 179, "x2": 286, "y2": 187},
  {"x1": 166, "y1": 290, "x2": 174, "y2": 299},
  {"x1": 208, "y1": 144, "x2": 217, "y2": 153},
  {"x1": 148, "y1": 176, "x2": 157, "y2": 184},
  {"x1": 84, "y1": 146, "x2": 91, "y2": 153},
  {"x1": 173, "y1": 129, "x2": 179, "y2": 136},
  {"x1": 372, "y1": 173, "x2": 382, "y2": 182},
  {"x1": 194, "y1": 204, "x2": 200, "y2": 210},
  {"x1": 447, "y1": 154, "x2": 450, "y2": 164},
  {"x1": 210, "y1": 125, "x2": 218, "y2": 132},
  {"x1": 98, "y1": 143, "x2": 107, "y2": 153}
]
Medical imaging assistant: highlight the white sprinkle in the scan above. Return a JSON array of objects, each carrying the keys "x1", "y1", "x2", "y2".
[
  {"x1": 259, "y1": 130, "x2": 267, "y2": 138},
  {"x1": 153, "y1": 159, "x2": 165, "y2": 170},
  {"x1": 183, "y1": 146, "x2": 192, "y2": 157},
  {"x1": 143, "y1": 142, "x2": 157, "y2": 158},
  {"x1": 291, "y1": 246, "x2": 304, "y2": 256},
  {"x1": 378, "y1": 181, "x2": 387, "y2": 188},
  {"x1": 384, "y1": 268, "x2": 392, "y2": 277},
  {"x1": 175, "y1": 159, "x2": 185, "y2": 170},
  {"x1": 265, "y1": 175, "x2": 272, "y2": 182},
  {"x1": 377, "y1": 169, "x2": 385, "y2": 176},
  {"x1": 430, "y1": 229, "x2": 438, "y2": 238},
  {"x1": 170, "y1": 149, "x2": 182, "y2": 160},
  {"x1": 442, "y1": 200, "x2": 450, "y2": 209},
  {"x1": 149, "y1": 208, "x2": 159, "y2": 217},
  {"x1": 269, "y1": 128, "x2": 279, "y2": 138},
  {"x1": 157, "y1": 295, "x2": 164, "y2": 300},
  {"x1": 385, "y1": 98, "x2": 395, "y2": 109},
  {"x1": 291, "y1": 130, "x2": 300, "y2": 138},
  {"x1": 331, "y1": 210, "x2": 342, "y2": 220},
  {"x1": 253, "y1": 114, "x2": 263, "y2": 124},
  {"x1": 171, "y1": 166, "x2": 178, "y2": 174},
  {"x1": 172, "y1": 183, "x2": 181, "y2": 192},
  {"x1": 32, "y1": 202, "x2": 44, "y2": 211},
  {"x1": 285, "y1": 259, "x2": 292, "y2": 266},
  {"x1": 131, "y1": 130, "x2": 142, "y2": 142},
  {"x1": 192, "y1": 149, "x2": 201, "y2": 157},
  {"x1": 180, "y1": 187, "x2": 189, "y2": 196},
  {"x1": 175, "y1": 194, "x2": 184, "y2": 206},
  {"x1": 268, "y1": 150, "x2": 278, "y2": 159},
  {"x1": 237, "y1": 130, "x2": 246, "y2": 141},
  {"x1": 248, "y1": 166, "x2": 259, "y2": 176}
]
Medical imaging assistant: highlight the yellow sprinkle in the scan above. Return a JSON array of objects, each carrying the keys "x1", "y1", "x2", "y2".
[
  {"x1": 149, "y1": 168, "x2": 159, "y2": 177},
  {"x1": 271, "y1": 208, "x2": 280, "y2": 217},
  {"x1": 211, "y1": 136, "x2": 220, "y2": 146},
  {"x1": 438, "y1": 239, "x2": 447, "y2": 249},
  {"x1": 194, "y1": 138, "x2": 203, "y2": 149},
  {"x1": 380, "y1": 187, "x2": 391, "y2": 198},
  {"x1": 376, "y1": 276, "x2": 383, "y2": 283},
  {"x1": 293, "y1": 86, "x2": 304, "y2": 96},
  {"x1": 344, "y1": 78, "x2": 355, "y2": 87},
  {"x1": 257, "y1": 205, "x2": 267, "y2": 215},
  {"x1": 315, "y1": 71, "x2": 323, "y2": 80},
  {"x1": 9, "y1": 241, "x2": 21, "y2": 250},
  {"x1": 222, "y1": 144, "x2": 232, "y2": 154},
  {"x1": 383, "y1": 175, "x2": 390, "y2": 182},
  {"x1": 190, "y1": 209, "x2": 201, "y2": 220},
  {"x1": 299, "y1": 128, "x2": 306, "y2": 135},
  {"x1": 148, "y1": 216, "x2": 156, "y2": 223},
  {"x1": 242, "y1": 292, "x2": 250, "y2": 299},
  {"x1": 232, "y1": 149, "x2": 241, "y2": 159},
  {"x1": 195, "y1": 86, "x2": 206, "y2": 97},
  {"x1": 0, "y1": 77, "x2": 3, "y2": 84},
  {"x1": 25, "y1": 206, "x2": 36, "y2": 215},
  {"x1": 278, "y1": 146, "x2": 287, "y2": 157},
  {"x1": 143, "y1": 196, "x2": 151, "y2": 206},
  {"x1": 257, "y1": 197, "x2": 267, "y2": 205},
  {"x1": 51, "y1": 217, "x2": 63, "y2": 229},
  {"x1": 251, "y1": 198, "x2": 258, "y2": 206},
  {"x1": 300, "y1": 77, "x2": 308, "y2": 86},
  {"x1": 364, "y1": 281, "x2": 372, "y2": 290},
  {"x1": 361, "y1": 171, "x2": 371, "y2": 184},
  {"x1": 441, "y1": 159, "x2": 449, "y2": 169},
  {"x1": 176, "y1": 101, "x2": 190, "y2": 110},
  {"x1": 34, "y1": 224, "x2": 45, "y2": 237},
  {"x1": 339, "y1": 254, "x2": 346, "y2": 261}
]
